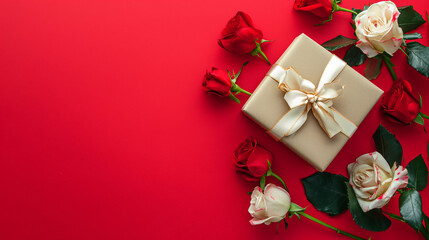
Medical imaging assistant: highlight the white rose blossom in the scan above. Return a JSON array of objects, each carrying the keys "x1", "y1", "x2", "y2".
[
  {"x1": 354, "y1": 1, "x2": 403, "y2": 58},
  {"x1": 347, "y1": 152, "x2": 408, "y2": 212},
  {"x1": 248, "y1": 183, "x2": 291, "y2": 225}
]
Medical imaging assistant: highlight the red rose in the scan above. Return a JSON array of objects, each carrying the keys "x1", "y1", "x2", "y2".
[
  {"x1": 381, "y1": 79, "x2": 420, "y2": 124},
  {"x1": 293, "y1": 0, "x2": 333, "y2": 18},
  {"x1": 233, "y1": 137, "x2": 273, "y2": 181},
  {"x1": 218, "y1": 12, "x2": 270, "y2": 65},
  {"x1": 203, "y1": 63, "x2": 251, "y2": 103},
  {"x1": 203, "y1": 68, "x2": 231, "y2": 97}
]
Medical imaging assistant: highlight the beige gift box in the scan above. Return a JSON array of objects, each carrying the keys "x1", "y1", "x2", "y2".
[{"x1": 242, "y1": 33, "x2": 383, "y2": 171}]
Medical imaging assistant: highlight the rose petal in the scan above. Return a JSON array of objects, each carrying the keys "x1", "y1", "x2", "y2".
[{"x1": 263, "y1": 184, "x2": 291, "y2": 219}]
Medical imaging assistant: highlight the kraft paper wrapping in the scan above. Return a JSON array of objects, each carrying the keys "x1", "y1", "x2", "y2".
[{"x1": 242, "y1": 33, "x2": 383, "y2": 171}]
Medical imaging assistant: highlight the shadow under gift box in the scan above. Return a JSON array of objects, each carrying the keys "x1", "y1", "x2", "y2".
[{"x1": 242, "y1": 33, "x2": 383, "y2": 171}]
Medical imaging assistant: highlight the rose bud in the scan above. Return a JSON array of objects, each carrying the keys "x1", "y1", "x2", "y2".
[
  {"x1": 347, "y1": 152, "x2": 408, "y2": 212},
  {"x1": 248, "y1": 184, "x2": 291, "y2": 225},
  {"x1": 233, "y1": 136, "x2": 273, "y2": 181},
  {"x1": 203, "y1": 67, "x2": 231, "y2": 97},
  {"x1": 203, "y1": 62, "x2": 251, "y2": 104},
  {"x1": 381, "y1": 79, "x2": 422, "y2": 125},
  {"x1": 218, "y1": 11, "x2": 271, "y2": 65},
  {"x1": 294, "y1": 0, "x2": 356, "y2": 23},
  {"x1": 355, "y1": 1, "x2": 403, "y2": 58},
  {"x1": 293, "y1": 0, "x2": 333, "y2": 18}
]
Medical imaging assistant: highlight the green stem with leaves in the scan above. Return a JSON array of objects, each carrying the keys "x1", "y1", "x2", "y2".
[
  {"x1": 226, "y1": 62, "x2": 252, "y2": 104},
  {"x1": 383, "y1": 210, "x2": 429, "y2": 240},
  {"x1": 250, "y1": 39, "x2": 271, "y2": 65},
  {"x1": 230, "y1": 84, "x2": 251, "y2": 96}
]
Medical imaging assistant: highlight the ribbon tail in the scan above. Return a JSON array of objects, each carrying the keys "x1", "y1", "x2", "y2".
[
  {"x1": 268, "y1": 105, "x2": 310, "y2": 141},
  {"x1": 312, "y1": 103, "x2": 342, "y2": 138},
  {"x1": 330, "y1": 108, "x2": 357, "y2": 138}
]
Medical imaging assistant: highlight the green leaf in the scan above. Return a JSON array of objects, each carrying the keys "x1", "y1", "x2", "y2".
[
  {"x1": 406, "y1": 155, "x2": 428, "y2": 191},
  {"x1": 406, "y1": 42, "x2": 429, "y2": 77},
  {"x1": 302, "y1": 172, "x2": 348, "y2": 215},
  {"x1": 403, "y1": 33, "x2": 423, "y2": 40},
  {"x1": 344, "y1": 45, "x2": 367, "y2": 66},
  {"x1": 322, "y1": 35, "x2": 357, "y2": 51},
  {"x1": 346, "y1": 183, "x2": 391, "y2": 231},
  {"x1": 398, "y1": 6, "x2": 426, "y2": 33},
  {"x1": 350, "y1": 21, "x2": 356, "y2": 31},
  {"x1": 414, "y1": 113, "x2": 425, "y2": 127},
  {"x1": 364, "y1": 57, "x2": 382, "y2": 80},
  {"x1": 420, "y1": 94, "x2": 423, "y2": 109},
  {"x1": 351, "y1": 8, "x2": 362, "y2": 21},
  {"x1": 372, "y1": 125, "x2": 403, "y2": 168},
  {"x1": 351, "y1": 6, "x2": 368, "y2": 21},
  {"x1": 400, "y1": 189, "x2": 423, "y2": 230}
]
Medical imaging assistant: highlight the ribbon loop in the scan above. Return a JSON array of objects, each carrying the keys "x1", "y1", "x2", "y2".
[{"x1": 267, "y1": 55, "x2": 357, "y2": 140}]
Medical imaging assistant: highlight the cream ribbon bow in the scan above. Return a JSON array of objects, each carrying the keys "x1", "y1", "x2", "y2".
[{"x1": 267, "y1": 55, "x2": 357, "y2": 140}]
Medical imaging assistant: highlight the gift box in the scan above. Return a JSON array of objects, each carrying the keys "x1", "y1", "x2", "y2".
[{"x1": 242, "y1": 33, "x2": 383, "y2": 171}]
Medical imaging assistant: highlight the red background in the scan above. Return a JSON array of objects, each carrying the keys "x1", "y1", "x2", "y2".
[{"x1": 0, "y1": 0, "x2": 428, "y2": 239}]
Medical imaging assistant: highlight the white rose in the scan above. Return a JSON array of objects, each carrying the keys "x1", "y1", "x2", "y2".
[
  {"x1": 248, "y1": 183, "x2": 291, "y2": 225},
  {"x1": 355, "y1": 1, "x2": 403, "y2": 58},
  {"x1": 347, "y1": 152, "x2": 408, "y2": 212}
]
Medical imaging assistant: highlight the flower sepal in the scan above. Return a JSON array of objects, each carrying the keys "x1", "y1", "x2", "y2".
[{"x1": 250, "y1": 39, "x2": 271, "y2": 65}]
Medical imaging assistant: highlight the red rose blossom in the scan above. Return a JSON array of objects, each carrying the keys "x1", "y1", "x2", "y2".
[
  {"x1": 233, "y1": 137, "x2": 273, "y2": 181},
  {"x1": 203, "y1": 68, "x2": 231, "y2": 97},
  {"x1": 381, "y1": 79, "x2": 420, "y2": 124},
  {"x1": 293, "y1": 0, "x2": 333, "y2": 18},
  {"x1": 203, "y1": 63, "x2": 251, "y2": 104},
  {"x1": 218, "y1": 12, "x2": 270, "y2": 65},
  {"x1": 293, "y1": 0, "x2": 357, "y2": 23}
]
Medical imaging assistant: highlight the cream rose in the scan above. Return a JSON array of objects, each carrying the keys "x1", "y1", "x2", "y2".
[
  {"x1": 354, "y1": 1, "x2": 403, "y2": 58},
  {"x1": 248, "y1": 183, "x2": 291, "y2": 225},
  {"x1": 347, "y1": 152, "x2": 408, "y2": 212}
]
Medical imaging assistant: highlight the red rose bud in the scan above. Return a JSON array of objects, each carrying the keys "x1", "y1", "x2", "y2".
[
  {"x1": 293, "y1": 0, "x2": 333, "y2": 18},
  {"x1": 381, "y1": 79, "x2": 421, "y2": 124},
  {"x1": 293, "y1": 0, "x2": 356, "y2": 23},
  {"x1": 203, "y1": 68, "x2": 232, "y2": 97},
  {"x1": 233, "y1": 136, "x2": 273, "y2": 182},
  {"x1": 218, "y1": 12, "x2": 271, "y2": 65},
  {"x1": 203, "y1": 62, "x2": 251, "y2": 104}
]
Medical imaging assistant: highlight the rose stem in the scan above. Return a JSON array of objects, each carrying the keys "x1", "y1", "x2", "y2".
[
  {"x1": 266, "y1": 162, "x2": 290, "y2": 192},
  {"x1": 250, "y1": 39, "x2": 271, "y2": 65},
  {"x1": 255, "y1": 47, "x2": 271, "y2": 66},
  {"x1": 228, "y1": 93, "x2": 241, "y2": 103},
  {"x1": 269, "y1": 172, "x2": 289, "y2": 192},
  {"x1": 381, "y1": 54, "x2": 398, "y2": 80},
  {"x1": 332, "y1": 2, "x2": 357, "y2": 15},
  {"x1": 381, "y1": 210, "x2": 405, "y2": 222},
  {"x1": 237, "y1": 86, "x2": 252, "y2": 96},
  {"x1": 230, "y1": 83, "x2": 251, "y2": 96},
  {"x1": 334, "y1": 6, "x2": 357, "y2": 15},
  {"x1": 383, "y1": 210, "x2": 429, "y2": 239},
  {"x1": 399, "y1": 47, "x2": 409, "y2": 57},
  {"x1": 298, "y1": 212, "x2": 369, "y2": 240}
]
